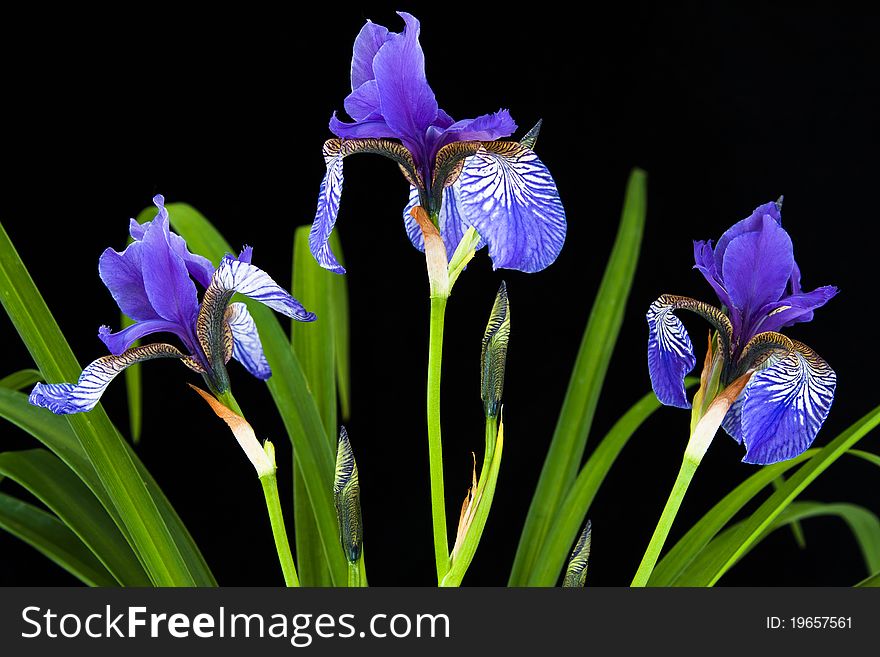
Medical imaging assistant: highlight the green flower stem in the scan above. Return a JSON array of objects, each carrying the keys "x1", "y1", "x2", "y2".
[
  {"x1": 485, "y1": 415, "x2": 498, "y2": 469},
  {"x1": 427, "y1": 295, "x2": 450, "y2": 582},
  {"x1": 260, "y1": 472, "x2": 300, "y2": 587},
  {"x1": 348, "y1": 560, "x2": 361, "y2": 587},
  {"x1": 631, "y1": 455, "x2": 699, "y2": 586},
  {"x1": 215, "y1": 387, "x2": 299, "y2": 587}
]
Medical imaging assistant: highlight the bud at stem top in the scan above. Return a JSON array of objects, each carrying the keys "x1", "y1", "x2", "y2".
[
  {"x1": 481, "y1": 281, "x2": 511, "y2": 418},
  {"x1": 334, "y1": 426, "x2": 363, "y2": 563}
]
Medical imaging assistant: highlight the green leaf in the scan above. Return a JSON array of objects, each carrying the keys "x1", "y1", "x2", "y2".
[
  {"x1": 0, "y1": 490, "x2": 117, "y2": 587},
  {"x1": 121, "y1": 313, "x2": 143, "y2": 444},
  {"x1": 527, "y1": 381, "x2": 696, "y2": 586},
  {"x1": 510, "y1": 168, "x2": 647, "y2": 586},
  {"x1": 0, "y1": 221, "x2": 203, "y2": 586},
  {"x1": 679, "y1": 501, "x2": 880, "y2": 584},
  {"x1": 152, "y1": 203, "x2": 347, "y2": 585},
  {"x1": 848, "y1": 449, "x2": 880, "y2": 470},
  {"x1": 0, "y1": 370, "x2": 217, "y2": 588},
  {"x1": 771, "y1": 474, "x2": 807, "y2": 549},
  {"x1": 649, "y1": 450, "x2": 816, "y2": 586},
  {"x1": 0, "y1": 448, "x2": 150, "y2": 585},
  {"x1": 0, "y1": 369, "x2": 42, "y2": 391},
  {"x1": 671, "y1": 403, "x2": 880, "y2": 586},
  {"x1": 856, "y1": 571, "x2": 880, "y2": 587}
]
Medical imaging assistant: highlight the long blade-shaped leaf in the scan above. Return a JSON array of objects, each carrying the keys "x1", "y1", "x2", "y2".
[
  {"x1": 0, "y1": 221, "x2": 197, "y2": 586},
  {"x1": 0, "y1": 490, "x2": 117, "y2": 587},
  {"x1": 0, "y1": 448, "x2": 150, "y2": 585},
  {"x1": 290, "y1": 226, "x2": 348, "y2": 586},
  {"x1": 0, "y1": 387, "x2": 216, "y2": 586},
  {"x1": 674, "y1": 404, "x2": 880, "y2": 586},
  {"x1": 121, "y1": 313, "x2": 143, "y2": 443},
  {"x1": 149, "y1": 203, "x2": 347, "y2": 585},
  {"x1": 0, "y1": 369, "x2": 42, "y2": 391},
  {"x1": 527, "y1": 382, "x2": 695, "y2": 586},
  {"x1": 510, "y1": 168, "x2": 647, "y2": 585},
  {"x1": 649, "y1": 450, "x2": 816, "y2": 586},
  {"x1": 678, "y1": 501, "x2": 880, "y2": 584}
]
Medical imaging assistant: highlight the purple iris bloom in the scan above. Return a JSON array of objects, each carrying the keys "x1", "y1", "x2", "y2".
[
  {"x1": 646, "y1": 200, "x2": 838, "y2": 465},
  {"x1": 311, "y1": 11, "x2": 566, "y2": 275},
  {"x1": 29, "y1": 195, "x2": 315, "y2": 415}
]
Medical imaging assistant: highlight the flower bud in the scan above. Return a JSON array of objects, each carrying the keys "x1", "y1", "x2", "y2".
[
  {"x1": 481, "y1": 282, "x2": 511, "y2": 418},
  {"x1": 334, "y1": 426, "x2": 363, "y2": 563},
  {"x1": 562, "y1": 519, "x2": 592, "y2": 587}
]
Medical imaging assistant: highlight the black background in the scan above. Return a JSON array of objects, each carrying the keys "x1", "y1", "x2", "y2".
[{"x1": 2, "y1": 2, "x2": 879, "y2": 586}]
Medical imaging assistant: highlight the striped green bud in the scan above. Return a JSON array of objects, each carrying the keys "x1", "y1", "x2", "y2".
[
  {"x1": 334, "y1": 426, "x2": 363, "y2": 563},
  {"x1": 562, "y1": 520, "x2": 592, "y2": 587},
  {"x1": 481, "y1": 281, "x2": 511, "y2": 418}
]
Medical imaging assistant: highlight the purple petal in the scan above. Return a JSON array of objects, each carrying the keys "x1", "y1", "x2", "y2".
[
  {"x1": 213, "y1": 255, "x2": 316, "y2": 322},
  {"x1": 225, "y1": 302, "x2": 271, "y2": 380},
  {"x1": 721, "y1": 214, "x2": 794, "y2": 336},
  {"x1": 28, "y1": 343, "x2": 186, "y2": 415},
  {"x1": 455, "y1": 145, "x2": 566, "y2": 272},
  {"x1": 754, "y1": 285, "x2": 839, "y2": 334},
  {"x1": 435, "y1": 110, "x2": 518, "y2": 152},
  {"x1": 329, "y1": 112, "x2": 397, "y2": 140},
  {"x1": 402, "y1": 184, "x2": 486, "y2": 257},
  {"x1": 371, "y1": 12, "x2": 438, "y2": 168},
  {"x1": 98, "y1": 319, "x2": 194, "y2": 355},
  {"x1": 310, "y1": 144, "x2": 347, "y2": 274},
  {"x1": 646, "y1": 297, "x2": 697, "y2": 409},
  {"x1": 721, "y1": 393, "x2": 745, "y2": 444},
  {"x1": 344, "y1": 80, "x2": 382, "y2": 122},
  {"x1": 125, "y1": 196, "x2": 215, "y2": 289},
  {"x1": 98, "y1": 242, "x2": 157, "y2": 322},
  {"x1": 739, "y1": 341, "x2": 836, "y2": 464},
  {"x1": 713, "y1": 200, "x2": 782, "y2": 274},
  {"x1": 351, "y1": 20, "x2": 390, "y2": 89},
  {"x1": 693, "y1": 238, "x2": 741, "y2": 336},
  {"x1": 139, "y1": 205, "x2": 201, "y2": 334}
]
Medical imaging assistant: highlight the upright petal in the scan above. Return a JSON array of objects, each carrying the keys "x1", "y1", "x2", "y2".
[
  {"x1": 646, "y1": 296, "x2": 698, "y2": 409},
  {"x1": 28, "y1": 343, "x2": 187, "y2": 415},
  {"x1": 344, "y1": 80, "x2": 382, "y2": 122},
  {"x1": 739, "y1": 340, "x2": 836, "y2": 464},
  {"x1": 350, "y1": 20, "x2": 390, "y2": 89},
  {"x1": 693, "y1": 239, "x2": 735, "y2": 313},
  {"x1": 403, "y1": 184, "x2": 486, "y2": 257},
  {"x1": 139, "y1": 204, "x2": 201, "y2": 336},
  {"x1": 455, "y1": 142, "x2": 566, "y2": 272},
  {"x1": 372, "y1": 12, "x2": 438, "y2": 167},
  {"x1": 98, "y1": 242, "x2": 157, "y2": 322},
  {"x1": 713, "y1": 200, "x2": 782, "y2": 274},
  {"x1": 225, "y1": 302, "x2": 271, "y2": 380},
  {"x1": 329, "y1": 112, "x2": 398, "y2": 140},
  {"x1": 721, "y1": 214, "x2": 794, "y2": 335}
]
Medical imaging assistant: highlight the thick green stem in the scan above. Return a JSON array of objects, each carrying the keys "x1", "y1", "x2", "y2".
[
  {"x1": 631, "y1": 456, "x2": 699, "y2": 586},
  {"x1": 260, "y1": 473, "x2": 300, "y2": 587},
  {"x1": 427, "y1": 295, "x2": 450, "y2": 582},
  {"x1": 348, "y1": 560, "x2": 361, "y2": 587}
]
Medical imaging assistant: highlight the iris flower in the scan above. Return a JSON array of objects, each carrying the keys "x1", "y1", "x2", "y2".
[
  {"x1": 646, "y1": 200, "x2": 838, "y2": 464},
  {"x1": 29, "y1": 195, "x2": 315, "y2": 415},
  {"x1": 310, "y1": 11, "x2": 566, "y2": 275}
]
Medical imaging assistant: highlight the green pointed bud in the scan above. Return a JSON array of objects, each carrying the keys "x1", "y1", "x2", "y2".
[
  {"x1": 481, "y1": 281, "x2": 511, "y2": 418},
  {"x1": 562, "y1": 519, "x2": 592, "y2": 587},
  {"x1": 519, "y1": 119, "x2": 543, "y2": 150},
  {"x1": 334, "y1": 426, "x2": 363, "y2": 563}
]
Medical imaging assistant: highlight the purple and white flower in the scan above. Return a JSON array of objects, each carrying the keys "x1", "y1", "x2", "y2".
[
  {"x1": 310, "y1": 11, "x2": 566, "y2": 275},
  {"x1": 646, "y1": 199, "x2": 838, "y2": 465},
  {"x1": 29, "y1": 195, "x2": 314, "y2": 415}
]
